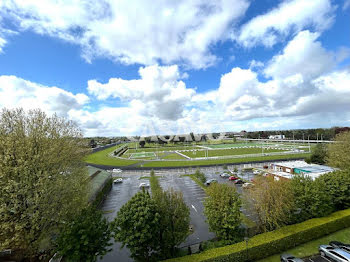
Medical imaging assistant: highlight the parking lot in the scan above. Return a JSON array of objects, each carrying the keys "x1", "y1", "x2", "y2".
[{"x1": 98, "y1": 165, "x2": 263, "y2": 261}]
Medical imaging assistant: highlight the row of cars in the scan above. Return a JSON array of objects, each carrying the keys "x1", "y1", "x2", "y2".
[
  {"x1": 281, "y1": 241, "x2": 350, "y2": 262},
  {"x1": 220, "y1": 171, "x2": 254, "y2": 189}
]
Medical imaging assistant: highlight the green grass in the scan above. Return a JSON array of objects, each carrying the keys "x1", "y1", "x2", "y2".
[
  {"x1": 181, "y1": 148, "x2": 288, "y2": 158},
  {"x1": 257, "y1": 227, "x2": 350, "y2": 262},
  {"x1": 84, "y1": 145, "x2": 138, "y2": 166},
  {"x1": 162, "y1": 153, "x2": 187, "y2": 160},
  {"x1": 142, "y1": 153, "x2": 310, "y2": 168}
]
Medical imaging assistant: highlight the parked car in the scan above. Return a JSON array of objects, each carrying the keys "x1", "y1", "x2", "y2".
[
  {"x1": 319, "y1": 245, "x2": 350, "y2": 262},
  {"x1": 113, "y1": 178, "x2": 123, "y2": 183},
  {"x1": 234, "y1": 179, "x2": 244, "y2": 185},
  {"x1": 113, "y1": 168, "x2": 122, "y2": 173},
  {"x1": 330, "y1": 241, "x2": 350, "y2": 253},
  {"x1": 242, "y1": 182, "x2": 253, "y2": 189},
  {"x1": 139, "y1": 183, "x2": 150, "y2": 189},
  {"x1": 253, "y1": 170, "x2": 261, "y2": 175},
  {"x1": 205, "y1": 179, "x2": 218, "y2": 186},
  {"x1": 220, "y1": 173, "x2": 231, "y2": 178},
  {"x1": 229, "y1": 176, "x2": 238, "y2": 181},
  {"x1": 280, "y1": 253, "x2": 304, "y2": 262}
]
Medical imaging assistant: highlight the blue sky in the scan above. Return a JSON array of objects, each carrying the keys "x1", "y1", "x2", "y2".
[{"x1": 0, "y1": 0, "x2": 349, "y2": 136}]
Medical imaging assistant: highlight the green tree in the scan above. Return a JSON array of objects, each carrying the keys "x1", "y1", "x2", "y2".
[
  {"x1": 317, "y1": 170, "x2": 350, "y2": 210},
  {"x1": 204, "y1": 183, "x2": 242, "y2": 242},
  {"x1": 55, "y1": 207, "x2": 112, "y2": 262},
  {"x1": 113, "y1": 191, "x2": 160, "y2": 262},
  {"x1": 194, "y1": 168, "x2": 206, "y2": 184},
  {"x1": 327, "y1": 131, "x2": 350, "y2": 170},
  {"x1": 0, "y1": 108, "x2": 89, "y2": 259},
  {"x1": 149, "y1": 172, "x2": 190, "y2": 259},
  {"x1": 291, "y1": 175, "x2": 333, "y2": 222},
  {"x1": 309, "y1": 143, "x2": 328, "y2": 164},
  {"x1": 248, "y1": 176, "x2": 295, "y2": 231}
]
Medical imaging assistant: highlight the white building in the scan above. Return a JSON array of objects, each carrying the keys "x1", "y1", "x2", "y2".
[{"x1": 269, "y1": 135, "x2": 285, "y2": 139}]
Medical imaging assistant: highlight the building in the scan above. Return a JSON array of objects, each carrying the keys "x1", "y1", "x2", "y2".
[
  {"x1": 269, "y1": 134, "x2": 285, "y2": 139},
  {"x1": 267, "y1": 161, "x2": 334, "y2": 180}
]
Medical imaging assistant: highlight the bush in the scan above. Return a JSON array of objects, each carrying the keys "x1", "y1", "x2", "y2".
[
  {"x1": 164, "y1": 208, "x2": 350, "y2": 262},
  {"x1": 92, "y1": 178, "x2": 113, "y2": 208},
  {"x1": 194, "y1": 169, "x2": 206, "y2": 184}
]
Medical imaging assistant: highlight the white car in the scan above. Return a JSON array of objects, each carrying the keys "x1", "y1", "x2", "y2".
[
  {"x1": 242, "y1": 183, "x2": 253, "y2": 189},
  {"x1": 139, "y1": 183, "x2": 150, "y2": 189},
  {"x1": 220, "y1": 173, "x2": 230, "y2": 178},
  {"x1": 113, "y1": 178, "x2": 123, "y2": 183},
  {"x1": 112, "y1": 168, "x2": 122, "y2": 173},
  {"x1": 253, "y1": 170, "x2": 261, "y2": 175},
  {"x1": 319, "y1": 245, "x2": 350, "y2": 262}
]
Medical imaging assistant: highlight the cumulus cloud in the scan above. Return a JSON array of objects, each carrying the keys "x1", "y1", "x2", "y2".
[
  {"x1": 236, "y1": 0, "x2": 336, "y2": 48},
  {"x1": 0, "y1": 0, "x2": 249, "y2": 68},
  {"x1": 0, "y1": 75, "x2": 89, "y2": 116},
  {"x1": 88, "y1": 65, "x2": 196, "y2": 120}
]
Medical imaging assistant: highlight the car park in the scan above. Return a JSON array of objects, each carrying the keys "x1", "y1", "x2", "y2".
[
  {"x1": 330, "y1": 241, "x2": 350, "y2": 253},
  {"x1": 229, "y1": 176, "x2": 238, "y2": 181},
  {"x1": 139, "y1": 183, "x2": 150, "y2": 189},
  {"x1": 280, "y1": 253, "x2": 304, "y2": 262},
  {"x1": 205, "y1": 179, "x2": 218, "y2": 186},
  {"x1": 113, "y1": 178, "x2": 123, "y2": 183},
  {"x1": 220, "y1": 173, "x2": 231, "y2": 178},
  {"x1": 319, "y1": 244, "x2": 350, "y2": 262}
]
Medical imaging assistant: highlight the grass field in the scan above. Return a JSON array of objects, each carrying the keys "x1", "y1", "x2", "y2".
[
  {"x1": 257, "y1": 227, "x2": 350, "y2": 262},
  {"x1": 141, "y1": 153, "x2": 310, "y2": 168},
  {"x1": 84, "y1": 143, "x2": 310, "y2": 168},
  {"x1": 181, "y1": 148, "x2": 287, "y2": 158},
  {"x1": 129, "y1": 152, "x2": 156, "y2": 159}
]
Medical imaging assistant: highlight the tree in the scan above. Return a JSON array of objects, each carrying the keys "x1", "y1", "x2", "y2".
[
  {"x1": 155, "y1": 188, "x2": 190, "y2": 258},
  {"x1": 247, "y1": 176, "x2": 295, "y2": 231},
  {"x1": 327, "y1": 131, "x2": 350, "y2": 170},
  {"x1": 204, "y1": 183, "x2": 242, "y2": 242},
  {"x1": 139, "y1": 140, "x2": 146, "y2": 148},
  {"x1": 309, "y1": 143, "x2": 328, "y2": 164},
  {"x1": 317, "y1": 170, "x2": 350, "y2": 211},
  {"x1": 55, "y1": 207, "x2": 112, "y2": 262},
  {"x1": 290, "y1": 175, "x2": 333, "y2": 222},
  {"x1": 150, "y1": 171, "x2": 190, "y2": 259},
  {"x1": 0, "y1": 108, "x2": 89, "y2": 259},
  {"x1": 113, "y1": 191, "x2": 160, "y2": 261}
]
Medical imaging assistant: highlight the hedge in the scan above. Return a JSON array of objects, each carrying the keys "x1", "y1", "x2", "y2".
[{"x1": 164, "y1": 208, "x2": 350, "y2": 262}]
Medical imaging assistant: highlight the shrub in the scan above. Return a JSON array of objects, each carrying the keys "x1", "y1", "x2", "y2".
[
  {"x1": 164, "y1": 208, "x2": 350, "y2": 262},
  {"x1": 194, "y1": 169, "x2": 206, "y2": 184}
]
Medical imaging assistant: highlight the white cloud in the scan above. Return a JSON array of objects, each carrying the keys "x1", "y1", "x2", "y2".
[
  {"x1": 236, "y1": 0, "x2": 336, "y2": 48},
  {"x1": 0, "y1": 0, "x2": 249, "y2": 69},
  {"x1": 88, "y1": 65, "x2": 196, "y2": 120},
  {"x1": 0, "y1": 75, "x2": 89, "y2": 116},
  {"x1": 264, "y1": 31, "x2": 335, "y2": 81}
]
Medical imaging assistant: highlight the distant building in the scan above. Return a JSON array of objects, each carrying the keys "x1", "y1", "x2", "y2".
[
  {"x1": 267, "y1": 161, "x2": 334, "y2": 180},
  {"x1": 269, "y1": 135, "x2": 285, "y2": 139}
]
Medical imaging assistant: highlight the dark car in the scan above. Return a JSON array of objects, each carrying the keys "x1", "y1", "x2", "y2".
[
  {"x1": 234, "y1": 179, "x2": 244, "y2": 185},
  {"x1": 330, "y1": 241, "x2": 350, "y2": 253},
  {"x1": 280, "y1": 253, "x2": 304, "y2": 262},
  {"x1": 205, "y1": 179, "x2": 218, "y2": 186}
]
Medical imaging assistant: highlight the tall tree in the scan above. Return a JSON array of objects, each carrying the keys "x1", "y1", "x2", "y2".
[
  {"x1": 290, "y1": 175, "x2": 333, "y2": 222},
  {"x1": 309, "y1": 143, "x2": 328, "y2": 164},
  {"x1": 204, "y1": 183, "x2": 242, "y2": 242},
  {"x1": 113, "y1": 191, "x2": 160, "y2": 262},
  {"x1": 248, "y1": 176, "x2": 295, "y2": 231},
  {"x1": 55, "y1": 207, "x2": 112, "y2": 262},
  {"x1": 0, "y1": 108, "x2": 89, "y2": 259},
  {"x1": 150, "y1": 171, "x2": 190, "y2": 259},
  {"x1": 327, "y1": 131, "x2": 350, "y2": 170}
]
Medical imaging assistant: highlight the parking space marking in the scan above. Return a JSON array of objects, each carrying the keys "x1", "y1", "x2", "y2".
[{"x1": 191, "y1": 204, "x2": 198, "y2": 213}]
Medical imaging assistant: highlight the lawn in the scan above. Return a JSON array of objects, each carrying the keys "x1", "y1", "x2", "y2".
[
  {"x1": 181, "y1": 148, "x2": 288, "y2": 158},
  {"x1": 141, "y1": 153, "x2": 310, "y2": 168},
  {"x1": 257, "y1": 227, "x2": 350, "y2": 262},
  {"x1": 84, "y1": 144, "x2": 309, "y2": 168},
  {"x1": 84, "y1": 145, "x2": 138, "y2": 166},
  {"x1": 161, "y1": 153, "x2": 187, "y2": 160}
]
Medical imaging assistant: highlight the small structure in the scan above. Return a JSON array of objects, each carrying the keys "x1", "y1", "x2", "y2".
[
  {"x1": 267, "y1": 161, "x2": 334, "y2": 180},
  {"x1": 269, "y1": 135, "x2": 285, "y2": 139}
]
